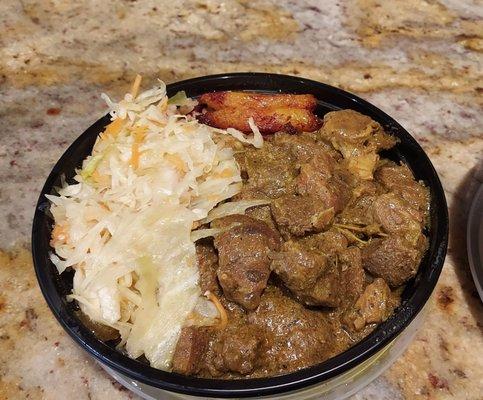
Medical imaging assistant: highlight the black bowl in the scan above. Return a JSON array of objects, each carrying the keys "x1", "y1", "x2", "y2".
[{"x1": 32, "y1": 73, "x2": 448, "y2": 398}]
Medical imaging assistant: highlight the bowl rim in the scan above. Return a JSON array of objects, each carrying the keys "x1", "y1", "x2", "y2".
[{"x1": 32, "y1": 72, "x2": 448, "y2": 398}]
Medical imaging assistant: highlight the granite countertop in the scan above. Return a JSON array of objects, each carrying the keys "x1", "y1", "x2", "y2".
[{"x1": 1, "y1": 0, "x2": 482, "y2": 399}]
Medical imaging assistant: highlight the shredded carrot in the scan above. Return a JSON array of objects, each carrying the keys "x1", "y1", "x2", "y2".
[
  {"x1": 130, "y1": 144, "x2": 140, "y2": 169},
  {"x1": 165, "y1": 153, "x2": 187, "y2": 172},
  {"x1": 130, "y1": 125, "x2": 148, "y2": 169},
  {"x1": 91, "y1": 170, "x2": 110, "y2": 186},
  {"x1": 130, "y1": 74, "x2": 143, "y2": 99},
  {"x1": 101, "y1": 118, "x2": 125, "y2": 140},
  {"x1": 205, "y1": 291, "x2": 228, "y2": 330}
]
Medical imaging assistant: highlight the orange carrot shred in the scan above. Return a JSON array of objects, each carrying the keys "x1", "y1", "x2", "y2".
[
  {"x1": 130, "y1": 126, "x2": 148, "y2": 169},
  {"x1": 102, "y1": 118, "x2": 125, "y2": 139}
]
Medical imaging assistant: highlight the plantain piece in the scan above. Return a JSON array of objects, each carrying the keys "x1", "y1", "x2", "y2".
[
  {"x1": 199, "y1": 91, "x2": 317, "y2": 111},
  {"x1": 198, "y1": 107, "x2": 321, "y2": 134}
]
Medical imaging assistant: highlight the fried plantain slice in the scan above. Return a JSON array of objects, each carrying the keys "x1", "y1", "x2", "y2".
[
  {"x1": 199, "y1": 91, "x2": 317, "y2": 111},
  {"x1": 198, "y1": 107, "x2": 321, "y2": 134}
]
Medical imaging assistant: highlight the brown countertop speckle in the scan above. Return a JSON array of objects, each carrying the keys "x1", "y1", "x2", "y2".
[{"x1": 0, "y1": 0, "x2": 482, "y2": 399}]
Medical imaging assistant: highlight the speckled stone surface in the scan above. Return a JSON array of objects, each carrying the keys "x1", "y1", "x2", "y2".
[{"x1": 0, "y1": 1, "x2": 482, "y2": 399}]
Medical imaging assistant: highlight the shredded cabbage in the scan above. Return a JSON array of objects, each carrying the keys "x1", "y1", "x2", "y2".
[
  {"x1": 202, "y1": 199, "x2": 271, "y2": 224},
  {"x1": 48, "y1": 79, "x2": 264, "y2": 370},
  {"x1": 79, "y1": 154, "x2": 103, "y2": 180},
  {"x1": 190, "y1": 228, "x2": 225, "y2": 242},
  {"x1": 213, "y1": 117, "x2": 264, "y2": 149},
  {"x1": 167, "y1": 90, "x2": 197, "y2": 114}
]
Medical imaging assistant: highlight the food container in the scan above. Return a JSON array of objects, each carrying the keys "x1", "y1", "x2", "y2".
[{"x1": 32, "y1": 73, "x2": 448, "y2": 399}]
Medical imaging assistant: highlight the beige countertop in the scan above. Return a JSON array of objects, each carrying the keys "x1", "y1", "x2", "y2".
[{"x1": 0, "y1": 0, "x2": 482, "y2": 399}]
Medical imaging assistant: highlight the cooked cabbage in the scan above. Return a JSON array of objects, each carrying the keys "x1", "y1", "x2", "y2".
[{"x1": 202, "y1": 199, "x2": 271, "y2": 224}]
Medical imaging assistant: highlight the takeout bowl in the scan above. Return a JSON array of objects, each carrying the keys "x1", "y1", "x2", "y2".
[{"x1": 32, "y1": 73, "x2": 448, "y2": 399}]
